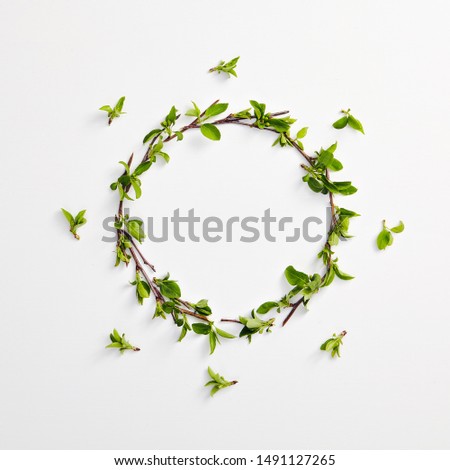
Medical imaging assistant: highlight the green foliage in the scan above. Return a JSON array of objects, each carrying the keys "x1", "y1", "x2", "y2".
[
  {"x1": 201, "y1": 123, "x2": 221, "y2": 140},
  {"x1": 61, "y1": 208, "x2": 87, "y2": 240},
  {"x1": 301, "y1": 142, "x2": 357, "y2": 196},
  {"x1": 175, "y1": 313, "x2": 191, "y2": 342},
  {"x1": 209, "y1": 56, "x2": 240, "y2": 78},
  {"x1": 332, "y1": 109, "x2": 364, "y2": 134},
  {"x1": 114, "y1": 233, "x2": 132, "y2": 266},
  {"x1": 130, "y1": 271, "x2": 151, "y2": 305},
  {"x1": 377, "y1": 220, "x2": 404, "y2": 250},
  {"x1": 143, "y1": 105, "x2": 179, "y2": 143},
  {"x1": 192, "y1": 321, "x2": 235, "y2": 354},
  {"x1": 204, "y1": 367, "x2": 237, "y2": 397},
  {"x1": 239, "y1": 311, "x2": 275, "y2": 343},
  {"x1": 99, "y1": 96, "x2": 126, "y2": 125},
  {"x1": 154, "y1": 273, "x2": 181, "y2": 299},
  {"x1": 320, "y1": 331, "x2": 346, "y2": 358},
  {"x1": 106, "y1": 329, "x2": 140, "y2": 354}
]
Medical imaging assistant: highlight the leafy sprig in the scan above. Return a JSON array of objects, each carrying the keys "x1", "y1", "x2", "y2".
[
  {"x1": 208, "y1": 56, "x2": 240, "y2": 78},
  {"x1": 61, "y1": 208, "x2": 87, "y2": 240},
  {"x1": 204, "y1": 367, "x2": 237, "y2": 397},
  {"x1": 377, "y1": 220, "x2": 404, "y2": 250},
  {"x1": 99, "y1": 96, "x2": 126, "y2": 125},
  {"x1": 106, "y1": 329, "x2": 140, "y2": 354},
  {"x1": 238, "y1": 311, "x2": 275, "y2": 343},
  {"x1": 320, "y1": 330, "x2": 346, "y2": 358},
  {"x1": 333, "y1": 109, "x2": 364, "y2": 134}
]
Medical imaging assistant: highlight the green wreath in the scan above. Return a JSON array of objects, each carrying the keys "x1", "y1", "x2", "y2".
[{"x1": 109, "y1": 98, "x2": 359, "y2": 354}]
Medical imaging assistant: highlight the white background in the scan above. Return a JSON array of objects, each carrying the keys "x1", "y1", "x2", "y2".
[{"x1": 0, "y1": 0, "x2": 449, "y2": 450}]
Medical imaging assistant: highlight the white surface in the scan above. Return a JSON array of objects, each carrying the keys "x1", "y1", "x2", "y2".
[{"x1": 1, "y1": 0, "x2": 449, "y2": 450}]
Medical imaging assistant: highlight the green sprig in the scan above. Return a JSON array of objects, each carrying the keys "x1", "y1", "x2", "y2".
[
  {"x1": 99, "y1": 96, "x2": 126, "y2": 125},
  {"x1": 61, "y1": 208, "x2": 87, "y2": 240},
  {"x1": 106, "y1": 329, "x2": 140, "y2": 354},
  {"x1": 333, "y1": 109, "x2": 364, "y2": 134},
  {"x1": 320, "y1": 330, "x2": 346, "y2": 358},
  {"x1": 208, "y1": 56, "x2": 240, "y2": 78},
  {"x1": 204, "y1": 367, "x2": 237, "y2": 397},
  {"x1": 377, "y1": 220, "x2": 405, "y2": 250}
]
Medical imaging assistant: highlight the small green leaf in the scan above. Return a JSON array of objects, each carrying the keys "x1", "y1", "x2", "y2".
[
  {"x1": 377, "y1": 229, "x2": 392, "y2": 250},
  {"x1": 333, "y1": 116, "x2": 348, "y2": 129},
  {"x1": 333, "y1": 265, "x2": 354, "y2": 280},
  {"x1": 200, "y1": 124, "x2": 221, "y2": 141},
  {"x1": 192, "y1": 323, "x2": 211, "y2": 335},
  {"x1": 158, "y1": 280, "x2": 181, "y2": 299},
  {"x1": 285, "y1": 266, "x2": 309, "y2": 287},
  {"x1": 348, "y1": 115, "x2": 365, "y2": 134},
  {"x1": 296, "y1": 127, "x2": 308, "y2": 139},
  {"x1": 61, "y1": 208, "x2": 74, "y2": 225},
  {"x1": 215, "y1": 328, "x2": 235, "y2": 339},
  {"x1": 204, "y1": 103, "x2": 229, "y2": 119},
  {"x1": 390, "y1": 221, "x2": 405, "y2": 233},
  {"x1": 256, "y1": 301, "x2": 279, "y2": 314}
]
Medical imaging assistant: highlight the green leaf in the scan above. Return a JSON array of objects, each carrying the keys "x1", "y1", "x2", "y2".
[
  {"x1": 328, "y1": 158, "x2": 343, "y2": 171},
  {"x1": 348, "y1": 115, "x2": 365, "y2": 134},
  {"x1": 215, "y1": 328, "x2": 235, "y2": 339},
  {"x1": 390, "y1": 221, "x2": 405, "y2": 233},
  {"x1": 99, "y1": 105, "x2": 112, "y2": 113},
  {"x1": 133, "y1": 161, "x2": 152, "y2": 176},
  {"x1": 209, "y1": 331, "x2": 217, "y2": 354},
  {"x1": 256, "y1": 301, "x2": 279, "y2": 314},
  {"x1": 158, "y1": 280, "x2": 181, "y2": 299},
  {"x1": 185, "y1": 101, "x2": 201, "y2": 117},
  {"x1": 307, "y1": 177, "x2": 324, "y2": 193},
  {"x1": 200, "y1": 124, "x2": 221, "y2": 141},
  {"x1": 377, "y1": 228, "x2": 393, "y2": 250},
  {"x1": 61, "y1": 208, "x2": 74, "y2": 225},
  {"x1": 267, "y1": 118, "x2": 290, "y2": 133},
  {"x1": 204, "y1": 103, "x2": 229, "y2": 119},
  {"x1": 284, "y1": 266, "x2": 309, "y2": 287},
  {"x1": 115, "y1": 96, "x2": 125, "y2": 112},
  {"x1": 296, "y1": 127, "x2": 308, "y2": 139},
  {"x1": 192, "y1": 323, "x2": 211, "y2": 335},
  {"x1": 126, "y1": 219, "x2": 145, "y2": 243},
  {"x1": 137, "y1": 281, "x2": 150, "y2": 299},
  {"x1": 143, "y1": 129, "x2": 162, "y2": 144},
  {"x1": 333, "y1": 116, "x2": 348, "y2": 129},
  {"x1": 333, "y1": 265, "x2": 354, "y2": 280},
  {"x1": 317, "y1": 150, "x2": 334, "y2": 167}
]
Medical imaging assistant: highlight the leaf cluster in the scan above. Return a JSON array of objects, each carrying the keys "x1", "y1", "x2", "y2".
[
  {"x1": 186, "y1": 101, "x2": 229, "y2": 141},
  {"x1": 302, "y1": 143, "x2": 357, "y2": 196},
  {"x1": 333, "y1": 109, "x2": 364, "y2": 134},
  {"x1": 99, "y1": 96, "x2": 126, "y2": 125},
  {"x1": 320, "y1": 331, "x2": 346, "y2": 358},
  {"x1": 208, "y1": 56, "x2": 240, "y2": 78},
  {"x1": 61, "y1": 208, "x2": 87, "y2": 240},
  {"x1": 191, "y1": 321, "x2": 235, "y2": 354},
  {"x1": 377, "y1": 220, "x2": 404, "y2": 250},
  {"x1": 238, "y1": 311, "x2": 275, "y2": 343},
  {"x1": 204, "y1": 367, "x2": 237, "y2": 397},
  {"x1": 106, "y1": 329, "x2": 140, "y2": 354}
]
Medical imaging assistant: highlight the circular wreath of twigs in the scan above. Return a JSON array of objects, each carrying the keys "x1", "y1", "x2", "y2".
[{"x1": 110, "y1": 99, "x2": 359, "y2": 354}]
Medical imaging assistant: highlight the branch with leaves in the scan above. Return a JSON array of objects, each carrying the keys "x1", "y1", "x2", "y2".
[
  {"x1": 377, "y1": 220, "x2": 404, "y2": 250},
  {"x1": 320, "y1": 331, "x2": 347, "y2": 358},
  {"x1": 61, "y1": 208, "x2": 87, "y2": 240},
  {"x1": 108, "y1": 99, "x2": 361, "y2": 354},
  {"x1": 99, "y1": 96, "x2": 126, "y2": 125},
  {"x1": 204, "y1": 367, "x2": 237, "y2": 397},
  {"x1": 208, "y1": 56, "x2": 240, "y2": 78}
]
